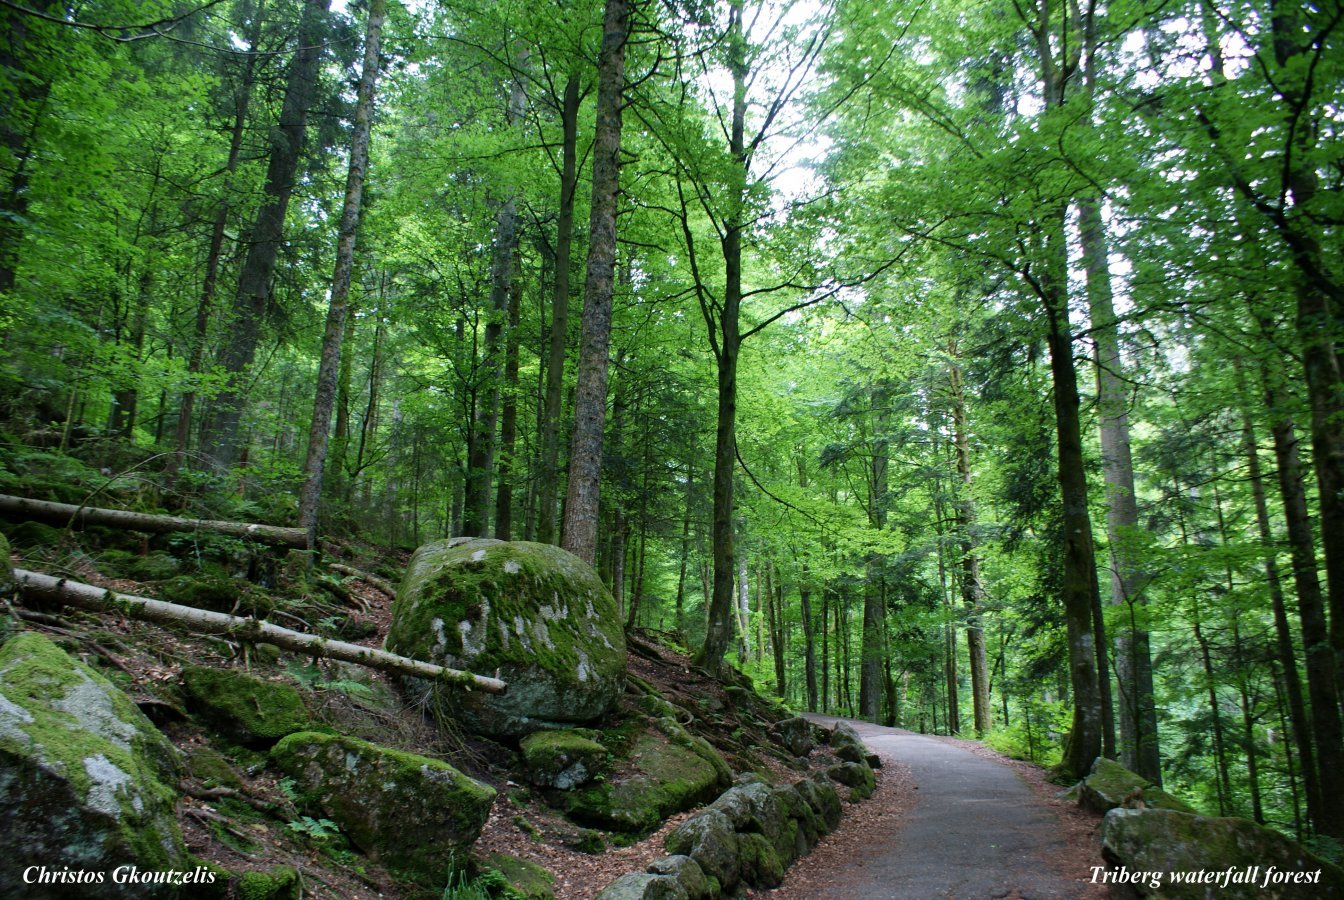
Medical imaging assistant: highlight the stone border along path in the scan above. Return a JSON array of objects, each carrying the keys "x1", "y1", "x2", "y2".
[{"x1": 791, "y1": 714, "x2": 1090, "y2": 899}]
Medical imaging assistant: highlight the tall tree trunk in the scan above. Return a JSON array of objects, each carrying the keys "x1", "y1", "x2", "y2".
[
  {"x1": 562, "y1": 0, "x2": 629, "y2": 564},
  {"x1": 737, "y1": 548, "x2": 750, "y2": 661},
  {"x1": 1259, "y1": 357, "x2": 1344, "y2": 838},
  {"x1": 298, "y1": 0, "x2": 387, "y2": 551},
  {"x1": 172, "y1": 4, "x2": 264, "y2": 476},
  {"x1": 821, "y1": 586, "x2": 830, "y2": 713},
  {"x1": 696, "y1": 0, "x2": 748, "y2": 673},
  {"x1": 1080, "y1": 198, "x2": 1159, "y2": 781},
  {"x1": 949, "y1": 358, "x2": 992, "y2": 736},
  {"x1": 675, "y1": 466, "x2": 693, "y2": 635},
  {"x1": 1041, "y1": 262, "x2": 1105, "y2": 779},
  {"x1": 1237, "y1": 358, "x2": 1322, "y2": 833},
  {"x1": 0, "y1": 7, "x2": 54, "y2": 295},
  {"x1": 203, "y1": 0, "x2": 332, "y2": 468},
  {"x1": 466, "y1": 70, "x2": 527, "y2": 537},
  {"x1": 537, "y1": 75, "x2": 581, "y2": 546},
  {"x1": 495, "y1": 275, "x2": 522, "y2": 539},
  {"x1": 768, "y1": 560, "x2": 787, "y2": 697},
  {"x1": 859, "y1": 388, "x2": 888, "y2": 723}
]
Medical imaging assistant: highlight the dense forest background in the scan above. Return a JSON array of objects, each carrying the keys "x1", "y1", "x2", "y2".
[{"x1": 1, "y1": 0, "x2": 1340, "y2": 860}]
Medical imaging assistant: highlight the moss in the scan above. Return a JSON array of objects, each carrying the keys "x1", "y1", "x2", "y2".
[
  {"x1": 1081, "y1": 757, "x2": 1197, "y2": 815},
  {"x1": 385, "y1": 538, "x2": 627, "y2": 737},
  {"x1": 160, "y1": 573, "x2": 272, "y2": 616},
  {"x1": 2, "y1": 519, "x2": 64, "y2": 547},
  {"x1": 520, "y1": 729, "x2": 609, "y2": 789},
  {"x1": 483, "y1": 852, "x2": 556, "y2": 899},
  {"x1": 97, "y1": 549, "x2": 179, "y2": 581},
  {"x1": 0, "y1": 632, "x2": 186, "y2": 886},
  {"x1": 271, "y1": 731, "x2": 496, "y2": 885},
  {"x1": 737, "y1": 832, "x2": 785, "y2": 888},
  {"x1": 565, "y1": 731, "x2": 722, "y2": 834},
  {"x1": 181, "y1": 666, "x2": 309, "y2": 747},
  {"x1": 184, "y1": 745, "x2": 246, "y2": 790},
  {"x1": 236, "y1": 865, "x2": 301, "y2": 900}
]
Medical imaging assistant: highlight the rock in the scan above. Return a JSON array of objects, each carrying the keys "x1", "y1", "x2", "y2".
[
  {"x1": 0, "y1": 533, "x2": 13, "y2": 593},
  {"x1": 483, "y1": 852, "x2": 556, "y2": 899},
  {"x1": 827, "y1": 760, "x2": 875, "y2": 799},
  {"x1": 1079, "y1": 757, "x2": 1194, "y2": 815},
  {"x1": 795, "y1": 774, "x2": 842, "y2": 832},
  {"x1": 665, "y1": 809, "x2": 740, "y2": 892},
  {"x1": 270, "y1": 731, "x2": 495, "y2": 884},
  {"x1": 775, "y1": 783, "x2": 824, "y2": 848},
  {"x1": 520, "y1": 729, "x2": 608, "y2": 790},
  {"x1": 1101, "y1": 808, "x2": 1344, "y2": 898},
  {"x1": 769, "y1": 716, "x2": 814, "y2": 757},
  {"x1": 566, "y1": 728, "x2": 725, "y2": 833},
  {"x1": 654, "y1": 716, "x2": 733, "y2": 787},
  {"x1": 865, "y1": 752, "x2": 882, "y2": 769},
  {"x1": 736, "y1": 832, "x2": 785, "y2": 888},
  {"x1": 180, "y1": 666, "x2": 308, "y2": 748},
  {"x1": 235, "y1": 865, "x2": 301, "y2": 900},
  {"x1": 0, "y1": 632, "x2": 188, "y2": 898},
  {"x1": 829, "y1": 722, "x2": 867, "y2": 764},
  {"x1": 596, "y1": 873, "x2": 688, "y2": 900},
  {"x1": 386, "y1": 538, "x2": 627, "y2": 737},
  {"x1": 647, "y1": 855, "x2": 714, "y2": 900},
  {"x1": 710, "y1": 782, "x2": 795, "y2": 865}
]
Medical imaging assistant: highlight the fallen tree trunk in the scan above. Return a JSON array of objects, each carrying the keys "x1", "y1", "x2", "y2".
[
  {"x1": 14, "y1": 568, "x2": 506, "y2": 694},
  {"x1": 0, "y1": 494, "x2": 308, "y2": 548},
  {"x1": 329, "y1": 562, "x2": 397, "y2": 598}
]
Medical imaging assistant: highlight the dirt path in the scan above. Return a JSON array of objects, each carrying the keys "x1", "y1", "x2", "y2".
[{"x1": 770, "y1": 714, "x2": 1105, "y2": 899}]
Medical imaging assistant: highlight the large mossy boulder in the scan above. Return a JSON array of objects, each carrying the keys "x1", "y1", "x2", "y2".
[
  {"x1": 665, "y1": 809, "x2": 740, "y2": 893},
  {"x1": 1101, "y1": 808, "x2": 1344, "y2": 898},
  {"x1": 566, "y1": 729, "x2": 726, "y2": 833},
  {"x1": 1079, "y1": 756, "x2": 1195, "y2": 815},
  {"x1": 180, "y1": 666, "x2": 309, "y2": 748},
  {"x1": 270, "y1": 731, "x2": 495, "y2": 884},
  {"x1": 386, "y1": 538, "x2": 627, "y2": 737},
  {"x1": 0, "y1": 632, "x2": 188, "y2": 898}
]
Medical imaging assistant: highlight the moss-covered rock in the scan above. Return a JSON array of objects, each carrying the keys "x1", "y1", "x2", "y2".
[
  {"x1": 794, "y1": 775, "x2": 842, "y2": 833},
  {"x1": 0, "y1": 632, "x2": 188, "y2": 898},
  {"x1": 160, "y1": 573, "x2": 272, "y2": 617},
  {"x1": 181, "y1": 666, "x2": 309, "y2": 748},
  {"x1": 1101, "y1": 808, "x2": 1344, "y2": 898},
  {"x1": 566, "y1": 730, "x2": 725, "y2": 833},
  {"x1": 1079, "y1": 756, "x2": 1195, "y2": 815},
  {"x1": 386, "y1": 538, "x2": 627, "y2": 737},
  {"x1": 96, "y1": 549, "x2": 179, "y2": 582},
  {"x1": 483, "y1": 852, "x2": 556, "y2": 899},
  {"x1": 828, "y1": 722, "x2": 867, "y2": 765},
  {"x1": 235, "y1": 865, "x2": 301, "y2": 900},
  {"x1": 826, "y1": 760, "x2": 875, "y2": 800},
  {"x1": 521, "y1": 729, "x2": 609, "y2": 789},
  {"x1": 768, "y1": 716, "x2": 813, "y2": 758},
  {"x1": 710, "y1": 782, "x2": 796, "y2": 865},
  {"x1": 183, "y1": 745, "x2": 245, "y2": 790},
  {"x1": 665, "y1": 809, "x2": 740, "y2": 893},
  {"x1": 736, "y1": 831, "x2": 785, "y2": 889},
  {"x1": 647, "y1": 855, "x2": 713, "y2": 900},
  {"x1": 1, "y1": 532, "x2": 13, "y2": 594},
  {"x1": 596, "y1": 873, "x2": 689, "y2": 900},
  {"x1": 270, "y1": 731, "x2": 495, "y2": 884}
]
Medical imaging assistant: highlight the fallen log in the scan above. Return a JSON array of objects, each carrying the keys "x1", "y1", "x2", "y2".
[
  {"x1": 329, "y1": 562, "x2": 397, "y2": 598},
  {"x1": 14, "y1": 568, "x2": 506, "y2": 694},
  {"x1": 0, "y1": 494, "x2": 308, "y2": 548}
]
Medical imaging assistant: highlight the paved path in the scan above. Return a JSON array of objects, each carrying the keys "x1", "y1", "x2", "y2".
[{"x1": 803, "y1": 714, "x2": 1080, "y2": 899}]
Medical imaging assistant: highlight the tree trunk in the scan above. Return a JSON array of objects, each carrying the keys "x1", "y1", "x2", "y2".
[
  {"x1": 537, "y1": 76, "x2": 581, "y2": 546},
  {"x1": 298, "y1": 0, "x2": 387, "y2": 551},
  {"x1": 1041, "y1": 260, "x2": 1105, "y2": 779},
  {"x1": 859, "y1": 388, "x2": 888, "y2": 723},
  {"x1": 562, "y1": 0, "x2": 628, "y2": 564},
  {"x1": 495, "y1": 275, "x2": 522, "y2": 539},
  {"x1": 949, "y1": 359, "x2": 992, "y2": 736},
  {"x1": 768, "y1": 560, "x2": 787, "y2": 698},
  {"x1": 172, "y1": 6, "x2": 264, "y2": 477},
  {"x1": 1079, "y1": 198, "x2": 1158, "y2": 780},
  {"x1": 1237, "y1": 359, "x2": 1322, "y2": 833},
  {"x1": 16, "y1": 569, "x2": 505, "y2": 692},
  {"x1": 1260, "y1": 357, "x2": 1343, "y2": 838},
  {"x1": 736, "y1": 548, "x2": 750, "y2": 661},
  {"x1": 801, "y1": 573, "x2": 818, "y2": 712},
  {"x1": 0, "y1": 494, "x2": 306, "y2": 547},
  {"x1": 203, "y1": 0, "x2": 332, "y2": 468}
]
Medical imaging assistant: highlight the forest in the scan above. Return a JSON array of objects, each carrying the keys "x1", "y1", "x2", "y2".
[{"x1": 0, "y1": 0, "x2": 1340, "y2": 865}]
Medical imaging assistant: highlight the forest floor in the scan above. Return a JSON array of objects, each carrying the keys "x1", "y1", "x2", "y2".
[{"x1": 766, "y1": 715, "x2": 1108, "y2": 899}]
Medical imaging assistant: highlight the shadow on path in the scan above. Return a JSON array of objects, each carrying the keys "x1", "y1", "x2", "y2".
[{"x1": 802, "y1": 714, "x2": 1082, "y2": 899}]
